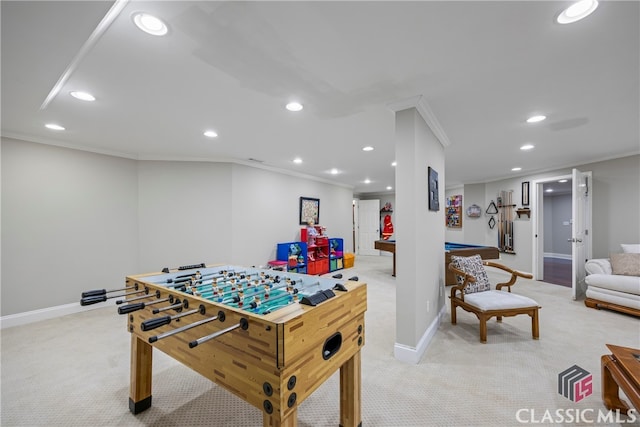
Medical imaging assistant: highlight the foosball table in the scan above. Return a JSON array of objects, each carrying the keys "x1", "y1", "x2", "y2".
[{"x1": 81, "y1": 263, "x2": 367, "y2": 426}]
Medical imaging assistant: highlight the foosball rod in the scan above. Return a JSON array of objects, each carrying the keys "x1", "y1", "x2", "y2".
[
  {"x1": 118, "y1": 296, "x2": 172, "y2": 314},
  {"x1": 141, "y1": 304, "x2": 206, "y2": 331},
  {"x1": 148, "y1": 311, "x2": 225, "y2": 343},
  {"x1": 152, "y1": 299, "x2": 186, "y2": 314},
  {"x1": 80, "y1": 288, "x2": 148, "y2": 306},
  {"x1": 189, "y1": 318, "x2": 248, "y2": 348},
  {"x1": 81, "y1": 284, "x2": 137, "y2": 298},
  {"x1": 115, "y1": 289, "x2": 161, "y2": 305}
]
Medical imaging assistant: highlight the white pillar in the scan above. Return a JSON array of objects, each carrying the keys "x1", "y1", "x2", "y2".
[{"x1": 388, "y1": 96, "x2": 448, "y2": 364}]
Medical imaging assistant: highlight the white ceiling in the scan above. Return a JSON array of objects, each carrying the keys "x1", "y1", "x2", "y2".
[{"x1": 2, "y1": 1, "x2": 638, "y2": 195}]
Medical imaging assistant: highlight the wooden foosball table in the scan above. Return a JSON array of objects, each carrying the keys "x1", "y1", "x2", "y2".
[{"x1": 82, "y1": 264, "x2": 367, "y2": 426}]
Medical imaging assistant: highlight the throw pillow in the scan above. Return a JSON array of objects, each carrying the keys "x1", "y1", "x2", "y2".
[
  {"x1": 621, "y1": 244, "x2": 640, "y2": 254},
  {"x1": 450, "y1": 254, "x2": 491, "y2": 294},
  {"x1": 610, "y1": 253, "x2": 640, "y2": 276}
]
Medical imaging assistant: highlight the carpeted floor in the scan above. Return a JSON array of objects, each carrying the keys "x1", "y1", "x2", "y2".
[{"x1": 1, "y1": 255, "x2": 639, "y2": 426}]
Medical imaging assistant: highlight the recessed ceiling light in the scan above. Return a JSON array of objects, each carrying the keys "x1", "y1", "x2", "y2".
[
  {"x1": 520, "y1": 144, "x2": 535, "y2": 150},
  {"x1": 286, "y1": 102, "x2": 303, "y2": 112},
  {"x1": 557, "y1": 0, "x2": 599, "y2": 24},
  {"x1": 203, "y1": 130, "x2": 218, "y2": 138},
  {"x1": 559, "y1": 179, "x2": 568, "y2": 183},
  {"x1": 391, "y1": 161, "x2": 397, "y2": 167},
  {"x1": 330, "y1": 168, "x2": 339, "y2": 175},
  {"x1": 70, "y1": 91, "x2": 95, "y2": 101},
  {"x1": 512, "y1": 167, "x2": 522, "y2": 171},
  {"x1": 45, "y1": 123, "x2": 65, "y2": 131},
  {"x1": 386, "y1": 186, "x2": 393, "y2": 191},
  {"x1": 526, "y1": 115, "x2": 546, "y2": 123},
  {"x1": 362, "y1": 146, "x2": 374, "y2": 152},
  {"x1": 133, "y1": 13, "x2": 168, "y2": 36},
  {"x1": 546, "y1": 188, "x2": 554, "y2": 193},
  {"x1": 364, "y1": 179, "x2": 371, "y2": 184},
  {"x1": 293, "y1": 157, "x2": 302, "y2": 164}
]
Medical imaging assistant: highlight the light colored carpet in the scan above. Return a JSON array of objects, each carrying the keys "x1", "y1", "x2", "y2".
[{"x1": 2, "y1": 255, "x2": 639, "y2": 426}]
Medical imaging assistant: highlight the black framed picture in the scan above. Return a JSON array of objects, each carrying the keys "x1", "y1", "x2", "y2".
[
  {"x1": 299, "y1": 197, "x2": 320, "y2": 225},
  {"x1": 428, "y1": 167, "x2": 439, "y2": 211},
  {"x1": 522, "y1": 181, "x2": 530, "y2": 206}
]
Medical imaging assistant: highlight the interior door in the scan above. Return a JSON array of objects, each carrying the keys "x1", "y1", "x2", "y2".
[
  {"x1": 357, "y1": 199, "x2": 380, "y2": 255},
  {"x1": 571, "y1": 168, "x2": 592, "y2": 300}
]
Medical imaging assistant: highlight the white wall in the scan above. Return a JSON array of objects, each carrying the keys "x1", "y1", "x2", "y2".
[
  {"x1": 1, "y1": 138, "x2": 139, "y2": 315},
  {"x1": 137, "y1": 161, "x2": 233, "y2": 272},
  {"x1": 1, "y1": 138, "x2": 355, "y2": 316},
  {"x1": 229, "y1": 163, "x2": 354, "y2": 266}
]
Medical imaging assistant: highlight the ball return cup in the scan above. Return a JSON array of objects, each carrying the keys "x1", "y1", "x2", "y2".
[{"x1": 84, "y1": 264, "x2": 367, "y2": 427}]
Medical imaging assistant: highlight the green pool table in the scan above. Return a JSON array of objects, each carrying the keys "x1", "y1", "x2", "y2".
[{"x1": 374, "y1": 241, "x2": 499, "y2": 281}]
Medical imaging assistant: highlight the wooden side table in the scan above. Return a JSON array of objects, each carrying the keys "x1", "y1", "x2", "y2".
[{"x1": 601, "y1": 344, "x2": 640, "y2": 414}]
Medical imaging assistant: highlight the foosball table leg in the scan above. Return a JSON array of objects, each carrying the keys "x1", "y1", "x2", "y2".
[
  {"x1": 263, "y1": 408, "x2": 298, "y2": 427},
  {"x1": 129, "y1": 335, "x2": 153, "y2": 414},
  {"x1": 339, "y1": 351, "x2": 362, "y2": 427}
]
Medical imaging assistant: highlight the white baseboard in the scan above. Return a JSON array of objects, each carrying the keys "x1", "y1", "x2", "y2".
[
  {"x1": 1, "y1": 300, "x2": 116, "y2": 329},
  {"x1": 394, "y1": 304, "x2": 446, "y2": 364},
  {"x1": 544, "y1": 252, "x2": 572, "y2": 260}
]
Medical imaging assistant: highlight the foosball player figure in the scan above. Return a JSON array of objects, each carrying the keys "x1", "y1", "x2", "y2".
[
  {"x1": 236, "y1": 290, "x2": 245, "y2": 308},
  {"x1": 252, "y1": 295, "x2": 262, "y2": 309},
  {"x1": 194, "y1": 270, "x2": 202, "y2": 282}
]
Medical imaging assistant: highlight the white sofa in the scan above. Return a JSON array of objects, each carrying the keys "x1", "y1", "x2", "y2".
[{"x1": 584, "y1": 244, "x2": 640, "y2": 317}]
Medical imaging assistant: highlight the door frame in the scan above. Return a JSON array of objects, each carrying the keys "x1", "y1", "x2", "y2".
[{"x1": 531, "y1": 174, "x2": 572, "y2": 280}]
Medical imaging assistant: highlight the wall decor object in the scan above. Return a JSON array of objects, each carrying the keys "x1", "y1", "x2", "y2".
[
  {"x1": 446, "y1": 195, "x2": 463, "y2": 228},
  {"x1": 299, "y1": 197, "x2": 320, "y2": 225},
  {"x1": 522, "y1": 181, "x2": 530, "y2": 206},
  {"x1": 498, "y1": 190, "x2": 516, "y2": 254},
  {"x1": 428, "y1": 166, "x2": 440, "y2": 211},
  {"x1": 466, "y1": 204, "x2": 482, "y2": 218}
]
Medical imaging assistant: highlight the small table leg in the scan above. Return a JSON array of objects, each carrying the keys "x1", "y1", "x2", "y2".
[
  {"x1": 601, "y1": 355, "x2": 631, "y2": 414},
  {"x1": 340, "y1": 351, "x2": 362, "y2": 427},
  {"x1": 129, "y1": 335, "x2": 153, "y2": 414}
]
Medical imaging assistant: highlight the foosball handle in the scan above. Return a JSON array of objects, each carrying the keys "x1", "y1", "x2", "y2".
[
  {"x1": 81, "y1": 289, "x2": 106, "y2": 298},
  {"x1": 141, "y1": 316, "x2": 171, "y2": 331},
  {"x1": 118, "y1": 303, "x2": 145, "y2": 315},
  {"x1": 80, "y1": 295, "x2": 107, "y2": 306}
]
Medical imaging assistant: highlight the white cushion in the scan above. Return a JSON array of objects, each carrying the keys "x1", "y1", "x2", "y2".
[
  {"x1": 585, "y1": 273, "x2": 640, "y2": 294},
  {"x1": 621, "y1": 244, "x2": 640, "y2": 254},
  {"x1": 585, "y1": 258, "x2": 612, "y2": 275},
  {"x1": 464, "y1": 290, "x2": 538, "y2": 311},
  {"x1": 586, "y1": 286, "x2": 640, "y2": 310}
]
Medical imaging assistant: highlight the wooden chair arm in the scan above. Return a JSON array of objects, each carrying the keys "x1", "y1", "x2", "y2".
[
  {"x1": 447, "y1": 263, "x2": 475, "y2": 300},
  {"x1": 483, "y1": 260, "x2": 533, "y2": 291}
]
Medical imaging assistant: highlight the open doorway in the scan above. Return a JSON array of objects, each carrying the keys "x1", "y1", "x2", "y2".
[
  {"x1": 533, "y1": 175, "x2": 572, "y2": 286},
  {"x1": 540, "y1": 179, "x2": 573, "y2": 287},
  {"x1": 532, "y1": 169, "x2": 593, "y2": 300}
]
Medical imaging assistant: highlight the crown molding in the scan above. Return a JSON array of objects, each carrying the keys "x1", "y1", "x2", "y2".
[{"x1": 387, "y1": 95, "x2": 450, "y2": 148}]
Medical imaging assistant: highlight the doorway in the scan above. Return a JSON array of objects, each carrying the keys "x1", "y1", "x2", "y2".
[
  {"x1": 540, "y1": 179, "x2": 573, "y2": 287},
  {"x1": 532, "y1": 169, "x2": 592, "y2": 300}
]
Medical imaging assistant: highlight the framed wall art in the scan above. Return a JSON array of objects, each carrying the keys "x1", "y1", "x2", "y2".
[
  {"x1": 446, "y1": 195, "x2": 463, "y2": 228},
  {"x1": 299, "y1": 197, "x2": 320, "y2": 225},
  {"x1": 428, "y1": 167, "x2": 439, "y2": 211},
  {"x1": 522, "y1": 181, "x2": 530, "y2": 206}
]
